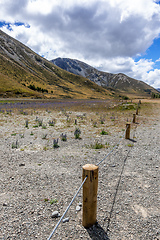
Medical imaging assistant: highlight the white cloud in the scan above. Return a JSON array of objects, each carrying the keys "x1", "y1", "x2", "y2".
[
  {"x1": 93, "y1": 57, "x2": 160, "y2": 88},
  {"x1": 0, "y1": 0, "x2": 160, "y2": 88},
  {"x1": 143, "y1": 69, "x2": 160, "y2": 88}
]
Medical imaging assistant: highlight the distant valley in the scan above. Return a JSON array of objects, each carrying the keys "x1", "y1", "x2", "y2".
[
  {"x1": 0, "y1": 29, "x2": 159, "y2": 99},
  {"x1": 52, "y1": 58, "x2": 159, "y2": 97}
]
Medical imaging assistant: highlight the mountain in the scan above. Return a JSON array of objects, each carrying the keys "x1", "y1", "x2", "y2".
[
  {"x1": 0, "y1": 30, "x2": 111, "y2": 99},
  {"x1": 52, "y1": 58, "x2": 159, "y2": 97}
]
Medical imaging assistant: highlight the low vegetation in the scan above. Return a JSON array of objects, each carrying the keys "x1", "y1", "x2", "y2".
[{"x1": 0, "y1": 98, "x2": 158, "y2": 155}]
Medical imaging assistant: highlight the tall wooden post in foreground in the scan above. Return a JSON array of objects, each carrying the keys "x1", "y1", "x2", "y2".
[
  {"x1": 125, "y1": 123, "x2": 131, "y2": 139},
  {"x1": 82, "y1": 164, "x2": 98, "y2": 228}
]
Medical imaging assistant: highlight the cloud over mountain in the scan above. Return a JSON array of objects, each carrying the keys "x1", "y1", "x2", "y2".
[{"x1": 0, "y1": 0, "x2": 160, "y2": 88}]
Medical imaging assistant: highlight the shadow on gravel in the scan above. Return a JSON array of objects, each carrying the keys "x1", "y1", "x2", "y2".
[
  {"x1": 128, "y1": 138, "x2": 137, "y2": 143},
  {"x1": 87, "y1": 222, "x2": 110, "y2": 240},
  {"x1": 103, "y1": 150, "x2": 131, "y2": 233}
]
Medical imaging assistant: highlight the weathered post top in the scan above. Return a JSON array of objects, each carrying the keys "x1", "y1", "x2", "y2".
[{"x1": 83, "y1": 164, "x2": 98, "y2": 171}]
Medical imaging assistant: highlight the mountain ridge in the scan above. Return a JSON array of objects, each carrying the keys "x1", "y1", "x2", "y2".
[
  {"x1": 51, "y1": 57, "x2": 158, "y2": 96},
  {"x1": 0, "y1": 29, "x2": 111, "y2": 99}
]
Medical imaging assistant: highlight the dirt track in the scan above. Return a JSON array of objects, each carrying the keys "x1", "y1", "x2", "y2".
[{"x1": 0, "y1": 100, "x2": 160, "y2": 240}]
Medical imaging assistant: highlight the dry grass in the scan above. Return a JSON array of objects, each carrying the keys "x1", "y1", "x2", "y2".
[{"x1": 0, "y1": 50, "x2": 111, "y2": 99}]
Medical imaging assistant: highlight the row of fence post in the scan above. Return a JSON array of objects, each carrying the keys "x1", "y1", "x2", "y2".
[{"x1": 82, "y1": 100, "x2": 141, "y2": 228}]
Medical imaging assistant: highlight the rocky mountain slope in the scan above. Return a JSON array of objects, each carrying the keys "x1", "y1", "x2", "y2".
[
  {"x1": 52, "y1": 58, "x2": 158, "y2": 96},
  {"x1": 0, "y1": 30, "x2": 111, "y2": 99}
]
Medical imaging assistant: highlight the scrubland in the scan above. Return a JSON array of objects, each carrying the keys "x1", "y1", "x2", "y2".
[{"x1": 0, "y1": 99, "x2": 159, "y2": 240}]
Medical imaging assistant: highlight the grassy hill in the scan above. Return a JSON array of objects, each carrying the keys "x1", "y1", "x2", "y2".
[{"x1": 0, "y1": 30, "x2": 111, "y2": 99}]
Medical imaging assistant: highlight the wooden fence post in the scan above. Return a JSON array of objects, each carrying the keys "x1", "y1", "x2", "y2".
[
  {"x1": 136, "y1": 108, "x2": 138, "y2": 115},
  {"x1": 82, "y1": 164, "x2": 98, "y2": 228},
  {"x1": 125, "y1": 123, "x2": 130, "y2": 139},
  {"x1": 133, "y1": 114, "x2": 136, "y2": 123}
]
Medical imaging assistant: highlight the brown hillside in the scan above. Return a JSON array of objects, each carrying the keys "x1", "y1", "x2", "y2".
[{"x1": 0, "y1": 30, "x2": 111, "y2": 99}]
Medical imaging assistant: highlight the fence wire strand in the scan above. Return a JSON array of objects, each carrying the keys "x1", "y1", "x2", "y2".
[
  {"x1": 47, "y1": 176, "x2": 88, "y2": 240},
  {"x1": 47, "y1": 122, "x2": 135, "y2": 239},
  {"x1": 97, "y1": 128, "x2": 127, "y2": 166}
]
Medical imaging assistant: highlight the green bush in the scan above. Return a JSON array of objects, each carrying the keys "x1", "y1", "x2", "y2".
[
  {"x1": 100, "y1": 130, "x2": 108, "y2": 135},
  {"x1": 91, "y1": 141, "x2": 104, "y2": 149},
  {"x1": 74, "y1": 128, "x2": 81, "y2": 139}
]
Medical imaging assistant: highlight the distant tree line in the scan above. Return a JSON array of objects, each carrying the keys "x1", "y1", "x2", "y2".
[
  {"x1": 119, "y1": 95, "x2": 129, "y2": 100},
  {"x1": 28, "y1": 84, "x2": 48, "y2": 93},
  {"x1": 151, "y1": 92, "x2": 160, "y2": 98}
]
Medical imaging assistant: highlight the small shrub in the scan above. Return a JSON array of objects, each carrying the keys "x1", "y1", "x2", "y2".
[
  {"x1": 105, "y1": 142, "x2": 110, "y2": 148},
  {"x1": 43, "y1": 146, "x2": 48, "y2": 151},
  {"x1": 12, "y1": 140, "x2": 18, "y2": 149},
  {"x1": 122, "y1": 96, "x2": 129, "y2": 100},
  {"x1": 53, "y1": 139, "x2": 59, "y2": 148},
  {"x1": 42, "y1": 124, "x2": 47, "y2": 129},
  {"x1": 42, "y1": 133, "x2": 47, "y2": 139},
  {"x1": 100, "y1": 117, "x2": 105, "y2": 124},
  {"x1": 60, "y1": 133, "x2": 67, "y2": 141},
  {"x1": 119, "y1": 103, "x2": 137, "y2": 110},
  {"x1": 50, "y1": 199, "x2": 58, "y2": 204},
  {"x1": 48, "y1": 119, "x2": 56, "y2": 126},
  {"x1": 38, "y1": 119, "x2": 43, "y2": 127},
  {"x1": 91, "y1": 141, "x2": 104, "y2": 149},
  {"x1": 30, "y1": 131, "x2": 34, "y2": 135},
  {"x1": 33, "y1": 125, "x2": 38, "y2": 128},
  {"x1": 23, "y1": 111, "x2": 28, "y2": 115},
  {"x1": 127, "y1": 144, "x2": 134, "y2": 147},
  {"x1": 11, "y1": 133, "x2": 17, "y2": 136},
  {"x1": 19, "y1": 133, "x2": 24, "y2": 138},
  {"x1": 93, "y1": 122, "x2": 97, "y2": 127},
  {"x1": 66, "y1": 116, "x2": 71, "y2": 123},
  {"x1": 74, "y1": 128, "x2": 81, "y2": 139},
  {"x1": 44, "y1": 198, "x2": 49, "y2": 202},
  {"x1": 25, "y1": 120, "x2": 29, "y2": 128},
  {"x1": 100, "y1": 130, "x2": 108, "y2": 135}
]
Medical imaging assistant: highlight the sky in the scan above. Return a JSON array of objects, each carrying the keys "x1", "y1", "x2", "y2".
[{"x1": 0, "y1": 0, "x2": 160, "y2": 88}]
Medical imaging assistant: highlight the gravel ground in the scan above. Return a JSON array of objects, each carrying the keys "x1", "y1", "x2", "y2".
[{"x1": 0, "y1": 101, "x2": 159, "y2": 240}]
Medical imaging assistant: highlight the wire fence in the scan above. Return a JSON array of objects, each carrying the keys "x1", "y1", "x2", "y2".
[
  {"x1": 47, "y1": 176, "x2": 88, "y2": 240},
  {"x1": 96, "y1": 129, "x2": 126, "y2": 166},
  {"x1": 47, "y1": 110, "x2": 139, "y2": 239}
]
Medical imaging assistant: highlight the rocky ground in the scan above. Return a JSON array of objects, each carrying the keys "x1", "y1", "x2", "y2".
[{"x1": 0, "y1": 100, "x2": 159, "y2": 240}]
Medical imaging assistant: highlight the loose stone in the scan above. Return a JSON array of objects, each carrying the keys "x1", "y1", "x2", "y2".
[
  {"x1": 51, "y1": 211, "x2": 59, "y2": 218},
  {"x1": 19, "y1": 163, "x2": 25, "y2": 167},
  {"x1": 76, "y1": 206, "x2": 81, "y2": 211},
  {"x1": 62, "y1": 218, "x2": 69, "y2": 223}
]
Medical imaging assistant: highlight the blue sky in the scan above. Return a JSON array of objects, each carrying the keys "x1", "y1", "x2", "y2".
[
  {"x1": 0, "y1": 0, "x2": 160, "y2": 88},
  {"x1": 146, "y1": 38, "x2": 160, "y2": 69}
]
